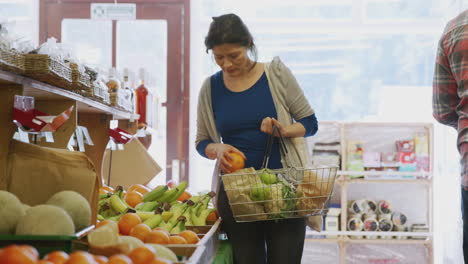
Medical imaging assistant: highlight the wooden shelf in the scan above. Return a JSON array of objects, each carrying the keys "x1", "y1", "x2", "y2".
[
  {"x1": 0, "y1": 69, "x2": 139, "y2": 120},
  {"x1": 306, "y1": 230, "x2": 432, "y2": 238}
]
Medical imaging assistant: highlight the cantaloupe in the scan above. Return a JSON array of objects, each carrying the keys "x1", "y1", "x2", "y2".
[
  {"x1": 16, "y1": 205, "x2": 75, "y2": 235},
  {"x1": 0, "y1": 191, "x2": 25, "y2": 234},
  {"x1": 46, "y1": 190, "x2": 91, "y2": 231}
]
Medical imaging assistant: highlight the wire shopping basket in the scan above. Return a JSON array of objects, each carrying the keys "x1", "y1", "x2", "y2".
[{"x1": 221, "y1": 126, "x2": 338, "y2": 222}]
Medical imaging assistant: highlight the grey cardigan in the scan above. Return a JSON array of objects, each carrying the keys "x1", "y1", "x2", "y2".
[{"x1": 196, "y1": 56, "x2": 314, "y2": 193}]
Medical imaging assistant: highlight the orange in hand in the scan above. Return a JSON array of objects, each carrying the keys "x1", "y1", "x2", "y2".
[{"x1": 227, "y1": 152, "x2": 245, "y2": 173}]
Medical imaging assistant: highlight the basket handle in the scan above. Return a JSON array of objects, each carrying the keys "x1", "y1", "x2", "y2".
[{"x1": 261, "y1": 125, "x2": 289, "y2": 169}]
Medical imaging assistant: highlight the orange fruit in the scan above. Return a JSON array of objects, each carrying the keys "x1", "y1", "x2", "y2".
[
  {"x1": 152, "y1": 227, "x2": 170, "y2": 236},
  {"x1": 130, "y1": 223, "x2": 152, "y2": 242},
  {"x1": 101, "y1": 185, "x2": 114, "y2": 193},
  {"x1": 19, "y1": 245, "x2": 39, "y2": 259},
  {"x1": 206, "y1": 210, "x2": 219, "y2": 222},
  {"x1": 118, "y1": 213, "x2": 142, "y2": 235},
  {"x1": 0, "y1": 245, "x2": 37, "y2": 264},
  {"x1": 99, "y1": 188, "x2": 109, "y2": 195},
  {"x1": 177, "y1": 191, "x2": 192, "y2": 202},
  {"x1": 128, "y1": 184, "x2": 151, "y2": 195},
  {"x1": 227, "y1": 152, "x2": 245, "y2": 173},
  {"x1": 107, "y1": 254, "x2": 132, "y2": 264},
  {"x1": 168, "y1": 235, "x2": 187, "y2": 244},
  {"x1": 178, "y1": 230, "x2": 200, "y2": 244},
  {"x1": 95, "y1": 219, "x2": 114, "y2": 229},
  {"x1": 124, "y1": 191, "x2": 143, "y2": 208},
  {"x1": 64, "y1": 251, "x2": 95, "y2": 264},
  {"x1": 128, "y1": 246, "x2": 156, "y2": 264},
  {"x1": 44, "y1": 251, "x2": 69, "y2": 264},
  {"x1": 92, "y1": 255, "x2": 108, "y2": 264},
  {"x1": 144, "y1": 230, "x2": 170, "y2": 244}
]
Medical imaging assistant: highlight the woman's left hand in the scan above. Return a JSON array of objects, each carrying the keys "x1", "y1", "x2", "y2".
[{"x1": 260, "y1": 117, "x2": 286, "y2": 137}]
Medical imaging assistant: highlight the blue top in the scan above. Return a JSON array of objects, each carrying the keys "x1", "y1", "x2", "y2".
[{"x1": 196, "y1": 71, "x2": 317, "y2": 170}]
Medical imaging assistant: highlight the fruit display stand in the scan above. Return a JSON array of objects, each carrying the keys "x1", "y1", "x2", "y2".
[
  {"x1": 305, "y1": 121, "x2": 434, "y2": 264},
  {"x1": 0, "y1": 69, "x2": 139, "y2": 223}
]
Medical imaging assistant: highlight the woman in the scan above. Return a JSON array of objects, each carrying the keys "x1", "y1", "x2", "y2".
[{"x1": 195, "y1": 13, "x2": 318, "y2": 264}]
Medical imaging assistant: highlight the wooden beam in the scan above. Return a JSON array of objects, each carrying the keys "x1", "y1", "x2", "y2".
[{"x1": 0, "y1": 84, "x2": 23, "y2": 190}]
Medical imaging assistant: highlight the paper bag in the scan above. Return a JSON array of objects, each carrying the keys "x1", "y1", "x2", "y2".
[
  {"x1": 222, "y1": 167, "x2": 267, "y2": 221},
  {"x1": 296, "y1": 170, "x2": 335, "y2": 216},
  {"x1": 102, "y1": 138, "x2": 162, "y2": 189},
  {"x1": 6, "y1": 139, "x2": 99, "y2": 223}
]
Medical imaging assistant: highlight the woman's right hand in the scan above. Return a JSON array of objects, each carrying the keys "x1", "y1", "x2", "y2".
[{"x1": 205, "y1": 143, "x2": 246, "y2": 173}]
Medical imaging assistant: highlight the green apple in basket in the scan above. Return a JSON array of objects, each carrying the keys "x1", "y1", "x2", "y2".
[
  {"x1": 250, "y1": 183, "x2": 272, "y2": 201},
  {"x1": 259, "y1": 168, "x2": 277, "y2": 185}
]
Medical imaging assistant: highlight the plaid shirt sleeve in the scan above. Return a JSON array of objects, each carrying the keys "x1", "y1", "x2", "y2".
[{"x1": 432, "y1": 34, "x2": 459, "y2": 130}]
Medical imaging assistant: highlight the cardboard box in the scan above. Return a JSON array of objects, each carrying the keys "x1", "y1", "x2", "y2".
[{"x1": 102, "y1": 138, "x2": 162, "y2": 189}]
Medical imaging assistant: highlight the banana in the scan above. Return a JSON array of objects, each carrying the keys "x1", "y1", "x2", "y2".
[
  {"x1": 143, "y1": 185, "x2": 168, "y2": 202},
  {"x1": 162, "y1": 211, "x2": 174, "y2": 222},
  {"x1": 170, "y1": 216, "x2": 187, "y2": 234},
  {"x1": 156, "y1": 188, "x2": 179, "y2": 203},
  {"x1": 139, "y1": 201, "x2": 160, "y2": 212},
  {"x1": 143, "y1": 214, "x2": 163, "y2": 229},
  {"x1": 168, "y1": 181, "x2": 188, "y2": 203},
  {"x1": 193, "y1": 208, "x2": 216, "y2": 226},
  {"x1": 136, "y1": 211, "x2": 156, "y2": 221},
  {"x1": 110, "y1": 192, "x2": 129, "y2": 214}
]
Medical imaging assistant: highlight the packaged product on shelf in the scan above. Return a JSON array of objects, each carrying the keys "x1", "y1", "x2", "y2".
[
  {"x1": 311, "y1": 150, "x2": 340, "y2": 168},
  {"x1": 391, "y1": 211, "x2": 407, "y2": 225},
  {"x1": 349, "y1": 199, "x2": 370, "y2": 214},
  {"x1": 348, "y1": 217, "x2": 364, "y2": 239},
  {"x1": 325, "y1": 205, "x2": 341, "y2": 238},
  {"x1": 382, "y1": 167, "x2": 399, "y2": 179},
  {"x1": 380, "y1": 152, "x2": 399, "y2": 167},
  {"x1": 347, "y1": 141, "x2": 364, "y2": 177},
  {"x1": 378, "y1": 218, "x2": 393, "y2": 239},
  {"x1": 415, "y1": 133, "x2": 429, "y2": 155},
  {"x1": 396, "y1": 140, "x2": 414, "y2": 152},
  {"x1": 393, "y1": 224, "x2": 408, "y2": 239},
  {"x1": 416, "y1": 155, "x2": 430, "y2": 173},
  {"x1": 398, "y1": 151, "x2": 416, "y2": 164},
  {"x1": 363, "y1": 217, "x2": 379, "y2": 239},
  {"x1": 377, "y1": 200, "x2": 393, "y2": 215},
  {"x1": 363, "y1": 152, "x2": 381, "y2": 168},
  {"x1": 410, "y1": 223, "x2": 429, "y2": 240}
]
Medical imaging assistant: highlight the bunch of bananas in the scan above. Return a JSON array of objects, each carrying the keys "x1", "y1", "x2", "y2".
[
  {"x1": 143, "y1": 191, "x2": 217, "y2": 234},
  {"x1": 97, "y1": 182, "x2": 218, "y2": 234}
]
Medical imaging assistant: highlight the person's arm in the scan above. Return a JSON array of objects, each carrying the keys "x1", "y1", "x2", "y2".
[
  {"x1": 432, "y1": 35, "x2": 459, "y2": 130},
  {"x1": 260, "y1": 114, "x2": 318, "y2": 138}
]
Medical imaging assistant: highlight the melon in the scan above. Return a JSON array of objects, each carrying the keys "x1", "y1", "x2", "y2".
[
  {"x1": 16, "y1": 204, "x2": 75, "y2": 235},
  {"x1": 46, "y1": 190, "x2": 91, "y2": 231},
  {"x1": 0, "y1": 191, "x2": 25, "y2": 234}
]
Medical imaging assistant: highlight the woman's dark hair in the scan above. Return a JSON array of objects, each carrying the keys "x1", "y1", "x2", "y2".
[{"x1": 204, "y1": 13, "x2": 258, "y2": 62}]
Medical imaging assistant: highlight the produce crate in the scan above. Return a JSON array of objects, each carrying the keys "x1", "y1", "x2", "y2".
[
  {"x1": 24, "y1": 54, "x2": 72, "y2": 89},
  {"x1": 0, "y1": 48, "x2": 25, "y2": 74},
  {"x1": 0, "y1": 226, "x2": 93, "y2": 258},
  {"x1": 167, "y1": 245, "x2": 205, "y2": 264},
  {"x1": 70, "y1": 63, "x2": 92, "y2": 96}
]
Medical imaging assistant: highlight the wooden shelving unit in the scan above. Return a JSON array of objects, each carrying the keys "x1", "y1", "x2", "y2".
[
  {"x1": 306, "y1": 121, "x2": 434, "y2": 263},
  {"x1": 0, "y1": 69, "x2": 139, "y2": 223}
]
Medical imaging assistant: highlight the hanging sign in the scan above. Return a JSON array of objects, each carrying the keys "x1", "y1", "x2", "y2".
[{"x1": 91, "y1": 3, "x2": 136, "y2": 20}]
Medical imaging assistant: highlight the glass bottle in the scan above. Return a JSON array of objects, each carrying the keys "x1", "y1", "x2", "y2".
[{"x1": 136, "y1": 68, "x2": 148, "y2": 128}]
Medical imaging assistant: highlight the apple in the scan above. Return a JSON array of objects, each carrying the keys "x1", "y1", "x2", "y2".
[
  {"x1": 250, "y1": 183, "x2": 271, "y2": 201},
  {"x1": 259, "y1": 169, "x2": 277, "y2": 185}
]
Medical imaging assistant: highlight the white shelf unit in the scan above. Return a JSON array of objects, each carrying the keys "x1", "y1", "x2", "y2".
[{"x1": 306, "y1": 121, "x2": 434, "y2": 264}]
